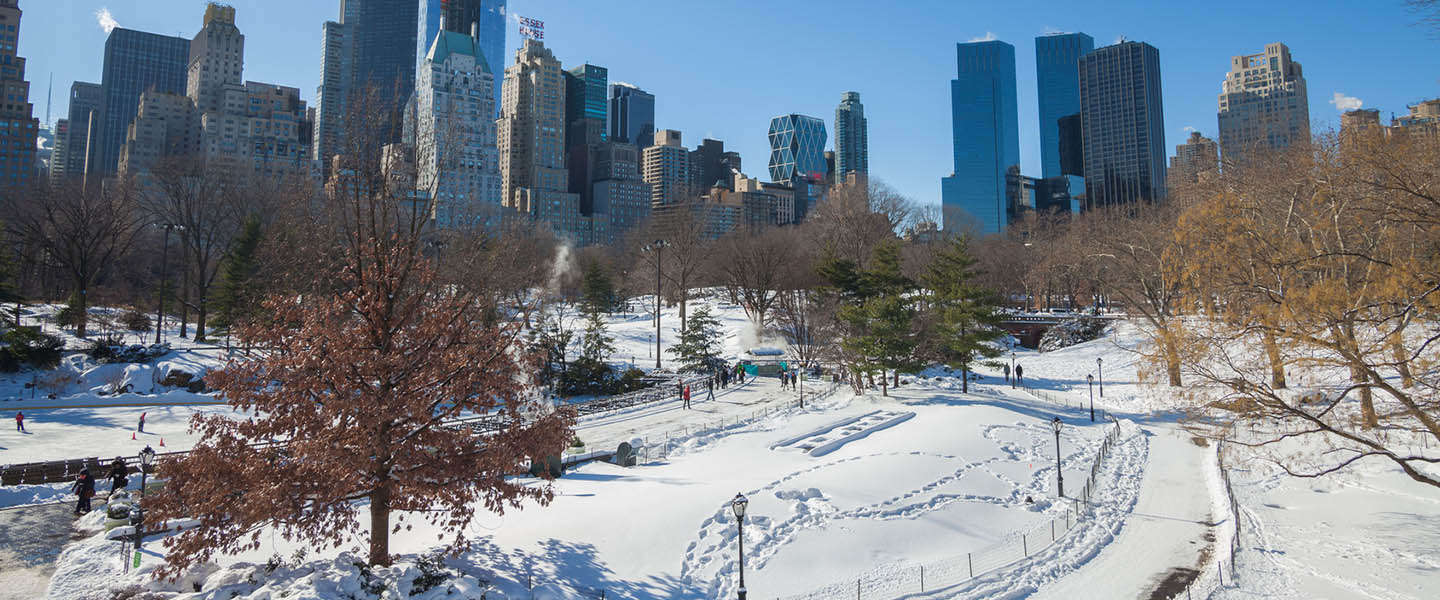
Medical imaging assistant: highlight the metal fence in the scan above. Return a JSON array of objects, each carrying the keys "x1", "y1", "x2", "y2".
[{"x1": 777, "y1": 414, "x2": 1125, "y2": 600}]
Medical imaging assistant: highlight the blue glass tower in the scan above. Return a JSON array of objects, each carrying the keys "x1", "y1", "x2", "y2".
[
  {"x1": 1035, "y1": 32, "x2": 1093, "y2": 202},
  {"x1": 418, "y1": 0, "x2": 505, "y2": 116},
  {"x1": 95, "y1": 29, "x2": 189, "y2": 175},
  {"x1": 941, "y1": 40, "x2": 1019, "y2": 235},
  {"x1": 767, "y1": 114, "x2": 826, "y2": 183},
  {"x1": 1078, "y1": 41, "x2": 1166, "y2": 207},
  {"x1": 609, "y1": 84, "x2": 654, "y2": 146}
]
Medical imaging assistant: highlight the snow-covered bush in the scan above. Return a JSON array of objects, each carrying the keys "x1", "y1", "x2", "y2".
[
  {"x1": 0, "y1": 324, "x2": 64, "y2": 371},
  {"x1": 1038, "y1": 317, "x2": 1109, "y2": 353}
]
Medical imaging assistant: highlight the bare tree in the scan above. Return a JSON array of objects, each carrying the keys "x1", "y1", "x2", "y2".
[
  {"x1": 712, "y1": 227, "x2": 799, "y2": 329},
  {"x1": 4, "y1": 177, "x2": 145, "y2": 337}
]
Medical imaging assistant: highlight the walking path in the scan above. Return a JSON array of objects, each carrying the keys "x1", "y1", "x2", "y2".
[
  {"x1": 0, "y1": 501, "x2": 78, "y2": 597},
  {"x1": 1031, "y1": 426, "x2": 1217, "y2": 599}
]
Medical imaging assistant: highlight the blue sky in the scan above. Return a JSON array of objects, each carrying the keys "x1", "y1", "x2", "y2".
[{"x1": 18, "y1": 0, "x2": 1440, "y2": 207}]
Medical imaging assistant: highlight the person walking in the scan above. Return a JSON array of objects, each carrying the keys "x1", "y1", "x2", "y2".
[
  {"x1": 72, "y1": 469, "x2": 95, "y2": 516},
  {"x1": 1003, "y1": 363, "x2": 1011, "y2": 385},
  {"x1": 1015, "y1": 364, "x2": 1024, "y2": 387},
  {"x1": 14, "y1": 411, "x2": 23, "y2": 433},
  {"x1": 683, "y1": 385, "x2": 692, "y2": 410},
  {"x1": 108, "y1": 457, "x2": 129, "y2": 492},
  {"x1": 706, "y1": 379, "x2": 715, "y2": 402},
  {"x1": 137, "y1": 412, "x2": 146, "y2": 433}
]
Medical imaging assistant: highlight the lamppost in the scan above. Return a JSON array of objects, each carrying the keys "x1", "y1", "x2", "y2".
[
  {"x1": 1010, "y1": 352, "x2": 1017, "y2": 389},
  {"x1": 731, "y1": 493, "x2": 749, "y2": 600},
  {"x1": 1086, "y1": 374, "x2": 1095, "y2": 422},
  {"x1": 1096, "y1": 357, "x2": 1104, "y2": 397},
  {"x1": 154, "y1": 224, "x2": 179, "y2": 344},
  {"x1": 133, "y1": 445, "x2": 157, "y2": 569},
  {"x1": 643, "y1": 240, "x2": 668, "y2": 369},
  {"x1": 1051, "y1": 417, "x2": 1064, "y2": 498}
]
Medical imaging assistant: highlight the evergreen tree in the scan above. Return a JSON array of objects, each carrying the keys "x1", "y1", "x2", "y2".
[
  {"x1": 922, "y1": 236, "x2": 1005, "y2": 393},
  {"x1": 579, "y1": 306, "x2": 615, "y2": 365},
  {"x1": 0, "y1": 226, "x2": 19, "y2": 326},
  {"x1": 580, "y1": 260, "x2": 616, "y2": 314},
  {"x1": 667, "y1": 304, "x2": 723, "y2": 372},
  {"x1": 835, "y1": 240, "x2": 922, "y2": 396},
  {"x1": 212, "y1": 215, "x2": 263, "y2": 330}
]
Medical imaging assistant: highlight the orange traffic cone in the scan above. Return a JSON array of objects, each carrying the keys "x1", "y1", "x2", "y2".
[{"x1": 159, "y1": 438, "x2": 165, "y2": 447}]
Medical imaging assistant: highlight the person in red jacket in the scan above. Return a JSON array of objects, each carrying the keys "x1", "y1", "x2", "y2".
[
  {"x1": 14, "y1": 411, "x2": 23, "y2": 433},
  {"x1": 683, "y1": 385, "x2": 692, "y2": 410}
]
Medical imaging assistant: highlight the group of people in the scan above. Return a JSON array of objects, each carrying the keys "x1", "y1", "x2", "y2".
[
  {"x1": 70, "y1": 457, "x2": 131, "y2": 516},
  {"x1": 1002, "y1": 363, "x2": 1026, "y2": 388},
  {"x1": 779, "y1": 370, "x2": 801, "y2": 390}
]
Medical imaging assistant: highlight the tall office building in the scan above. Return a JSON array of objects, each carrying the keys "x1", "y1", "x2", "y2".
[
  {"x1": 689, "y1": 138, "x2": 734, "y2": 191},
  {"x1": 767, "y1": 113, "x2": 826, "y2": 184},
  {"x1": 590, "y1": 141, "x2": 651, "y2": 245},
  {"x1": 941, "y1": 40, "x2": 1019, "y2": 234},
  {"x1": 1217, "y1": 43, "x2": 1309, "y2": 165},
  {"x1": 609, "y1": 83, "x2": 654, "y2": 147},
  {"x1": 48, "y1": 119, "x2": 69, "y2": 184},
  {"x1": 414, "y1": 23, "x2": 500, "y2": 226},
  {"x1": 96, "y1": 29, "x2": 189, "y2": 175},
  {"x1": 314, "y1": 0, "x2": 419, "y2": 176},
  {"x1": 0, "y1": 0, "x2": 36, "y2": 187},
  {"x1": 58, "y1": 82, "x2": 101, "y2": 180},
  {"x1": 1169, "y1": 131, "x2": 1219, "y2": 186},
  {"x1": 643, "y1": 129, "x2": 691, "y2": 207},
  {"x1": 497, "y1": 39, "x2": 590, "y2": 243},
  {"x1": 564, "y1": 63, "x2": 608, "y2": 211},
  {"x1": 834, "y1": 91, "x2": 868, "y2": 180},
  {"x1": 418, "y1": 0, "x2": 505, "y2": 115},
  {"x1": 187, "y1": 3, "x2": 244, "y2": 114},
  {"x1": 1078, "y1": 40, "x2": 1166, "y2": 207},
  {"x1": 1035, "y1": 32, "x2": 1094, "y2": 202}
]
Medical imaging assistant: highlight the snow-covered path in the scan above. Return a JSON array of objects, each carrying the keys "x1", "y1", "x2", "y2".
[
  {"x1": 1032, "y1": 426, "x2": 1215, "y2": 599},
  {"x1": 0, "y1": 502, "x2": 76, "y2": 598}
]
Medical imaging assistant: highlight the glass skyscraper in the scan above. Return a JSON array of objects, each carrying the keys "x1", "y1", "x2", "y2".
[
  {"x1": 834, "y1": 91, "x2": 868, "y2": 179},
  {"x1": 767, "y1": 114, "x2": 827, "y2": 183},
  {"x1": 1035, "y1": 32, "x2": 1093, "y2": 202},
  {"x1": 417, "y1": 0, "x2": 505, "y2": 116},
  {"x1": 941, "y1": 40, "x2": 1019, "y2": 235},
  {"x1": 353, "y1": 0, "x2": 418, "y2": 110},
  {"x1": 95, "y1": 29, "x2": 189, "y2": 175},
  {"x1": 1078, "y1": 41, "x2": 1166, "y2": 207},
  {"x1": 609, "y1": 84, "x2": 654, "y2": 146}
]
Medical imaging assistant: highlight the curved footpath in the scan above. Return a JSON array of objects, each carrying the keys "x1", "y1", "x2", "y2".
[{"x1": 1031, "y1": 423, "x2": 1218, "y2": 599}]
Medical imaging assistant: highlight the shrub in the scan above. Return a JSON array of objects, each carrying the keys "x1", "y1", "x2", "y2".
[
  {"x1": 121, "y1": 309, "x2": 152, "y2": 333},
  {"x1": 0, "y1": 326, "x2": 65, "y2": 371}
]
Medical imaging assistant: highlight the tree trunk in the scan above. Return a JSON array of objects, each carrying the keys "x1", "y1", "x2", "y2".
[
  {"x1": 893, "y1": 369, "x2": 900, "y2": 389},
  {"x1": 961, "y1": 366, "x2": 969, "y2": 394},
  {"x1": 1391, "y1": 336, "x2": 1414, "y2": 388},
  {"x1": 74, "y1": 283, "x2": 89, "y2": 338},
  {"x1": 194, "y1": 287, "x2": 209, "y2": 343},
  {"x1": 368, "y1": 481, "x2": 391, "y2": 566},
  {"x1": 179, "y1": 260, "x2": 190, "y2": 338},
  {"x1": 867, "y1": 371, "x2": 874, "y2": 389},
  {"x1": 880, "y1": 371, "x2": 888, "y2": 397},
  {"x1": 1162, "y1": 330, "x2": 1182, "y2": 387},
  {"x1": 1263, "y1": 331, "x2": 1286, "y2": 389}
]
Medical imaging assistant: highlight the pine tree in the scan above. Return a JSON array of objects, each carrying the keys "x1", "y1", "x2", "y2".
[
  {"x1": 580, "y1": 260, "x2": 616, "y2": 314},
  {"x1": 579, "y1": 306, "x2": 615, "y2": 364},
  {"x1": 922, "y1": 236, "x2": 1005, "y2": 393},
  {"x1": 667, "y1": 304, "x2": 723, "y2": 372},
  {"x1": 212, "y1": 215, "x2": 263, "y2": 331},
  {"x1": 830, "y1": 240, "x2": 922, "y2": 396}
]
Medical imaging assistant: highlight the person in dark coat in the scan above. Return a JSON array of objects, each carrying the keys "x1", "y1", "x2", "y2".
[
  {"x1": 706, "y1": 378, "x2": 715, "y2": 402},
  {"x1": 72, "y1": 469, "x2": 95, "y2": 515},
  {"x1": 108, "y1": 457, "x2": 128, "y2": 492},
  {"x1": 1015, "y1": 364, "x2": 1024, "y2": 387}
]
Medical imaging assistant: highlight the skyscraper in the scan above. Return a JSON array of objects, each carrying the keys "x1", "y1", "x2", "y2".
[
  {"x1": 187, "y1": 3, "x2": 244, "y2": 115},
  {"x1": 96, "y1": 29, "x2": 189, "y2": 176},
  {"x1": 1216, "y1": 43, "x2": 1309, "y2": 165},
  {"x1": 1035, "y1": 32, "x2": 1094, "y2": 202},
  {"x1": 497, "y1": 39, "x2": 591, "y2": 243},
  {"x1": 1078, "y1": 40, "x2": 1166, "y2": 207},
  {"x1": 0, "y1": 0, "x2": 36, "y2": 187},
  {"x1": 767, "y1": 114, "x2": 826, "y2": 184},
  {"x1": 1169, "y1": 131, "x2": 1219, "y2": 186},
  {"x1": 941, "y1": 40, "x2": 1019, "y2": 234},
  {"x1": 58, "y1": 82, "x2": 101, "y2": 181},
  {"x1": 417, "y1": 0, "x2": 505, "y2": 115},
  {"x1": 609, "y1": 83, "x2": 654, "y2": 147},
  {"x1": 834, "y1": 91, "x2": 868, "y2": 181},
  {"x1": 689, "y1": 138, "x2": 733, "y2": 191},
  {"x1": 415, "y1": 22, "x2": 500, "y2": 226},
  {"x1": 564, "y1": 63, "x2": 608, "y2": 211},
  {"x1": 314, "y1": 0, "x2": 419, "y2": 175},
  {"x1": 643, "y1": 129, "x2": 690, "y2": 207}
]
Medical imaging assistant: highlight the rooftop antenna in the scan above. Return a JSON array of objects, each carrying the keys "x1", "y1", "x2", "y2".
[{"x1": 45, "y1": 72, "x2": 52, "y2": 125}]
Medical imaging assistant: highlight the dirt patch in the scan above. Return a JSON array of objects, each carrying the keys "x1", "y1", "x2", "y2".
[
  {"x1": 1190, "y1": 436, "x2": 1210, "y2": 447},
  {"x1": 1147, "y1": 567, "x2": 1200, "y2": 599}
]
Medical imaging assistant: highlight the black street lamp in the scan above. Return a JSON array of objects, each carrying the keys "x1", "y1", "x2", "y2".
[
  {"x1": 1051, "y1": 417, "x2": 1064, "y2": 498},
  {"x1": 643, "y1": 240, "x2": 668, "y2": 369},
  {"x1": 154, "y1": 224, "x2": 179, "y2": 344},
  {"x1": 133, "y1": 445, "x2": 157, "y2": 569},
  {"x1": 1096, "y1": 357, "x2": 1104, "y2": 397},
  {"x1": 1010, "y1": 352, "x2": 1017, "y2": 389},
  {"x1": 731, "y1": 493, "x2": 749, "y2": 600},
  {"x1": 1086, "y1": 374, "x2": 1095, "y2": 422}
]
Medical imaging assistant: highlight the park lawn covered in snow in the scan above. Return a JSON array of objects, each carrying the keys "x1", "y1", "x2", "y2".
[{"x1": 46, "y1": 380, "x2": 1121, "y2": 600}]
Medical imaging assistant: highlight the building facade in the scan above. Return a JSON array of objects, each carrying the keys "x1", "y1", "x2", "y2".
[
  {"x1": 689, "y1": 138, "x2": 735, "y2": 191},
  {"x1": 767, "y1": 113, "x2": 826, "y2": 184},
  {"x1": 834, "y1": 91, "x2": 868, "y2": 180},
  {"x1": 643, "y1": 129, "x2": 690, "y2": 207},
  {"x1": 1169, "y1": 131, "x2": 1219, "y2": 186},
  {"x1": 941, "y1": 40, "x2": 1019, "y2": 234},
  {"x1": 118, "y1": 91, "x2": 199, "y2": 175},
  {"x1": 414, "y1": 27, "x2": 501, "y2": 227},
  {"x1": 314, "y1": 0, "x2": 418, "y2": 176},
  {"x1": 564, "y1": 63, "x2": 608, "y2": 212},
  {"x1": 187, "y1": 3, "x2": 244, "y2": 114},
  {"x1": 1035, "y1": 32, "x2": 1093, "y2": 203},
  {"x1": 96, "y1": 29, "x2": 189, "y2": 176},
  {"x1": 1078, "y1": 40, "x2": 1167, "y2": 207},
  {"x1": 418, "y1": 0, "x2": 505, "y2": 115},
  {"x1": 56, "y1": 82, "x2": 101, "y2": 181},
  {"x1": 590, "y1": 141, "x2": 651, "y2": 245},
  {"x1": 0, "y1": 0, "x2": 36, "y2": 188},
  {"x1": 1217, "y1": 42, "x2": 1309, "y2": 165},
  {"x1": 609, "y1": 83, "x2": 654, "y2": 147}
]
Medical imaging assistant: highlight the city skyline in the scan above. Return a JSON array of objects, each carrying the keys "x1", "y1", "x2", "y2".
[{"x1": 14, "y1": 1, "x2": 1440, "y2": 209}]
